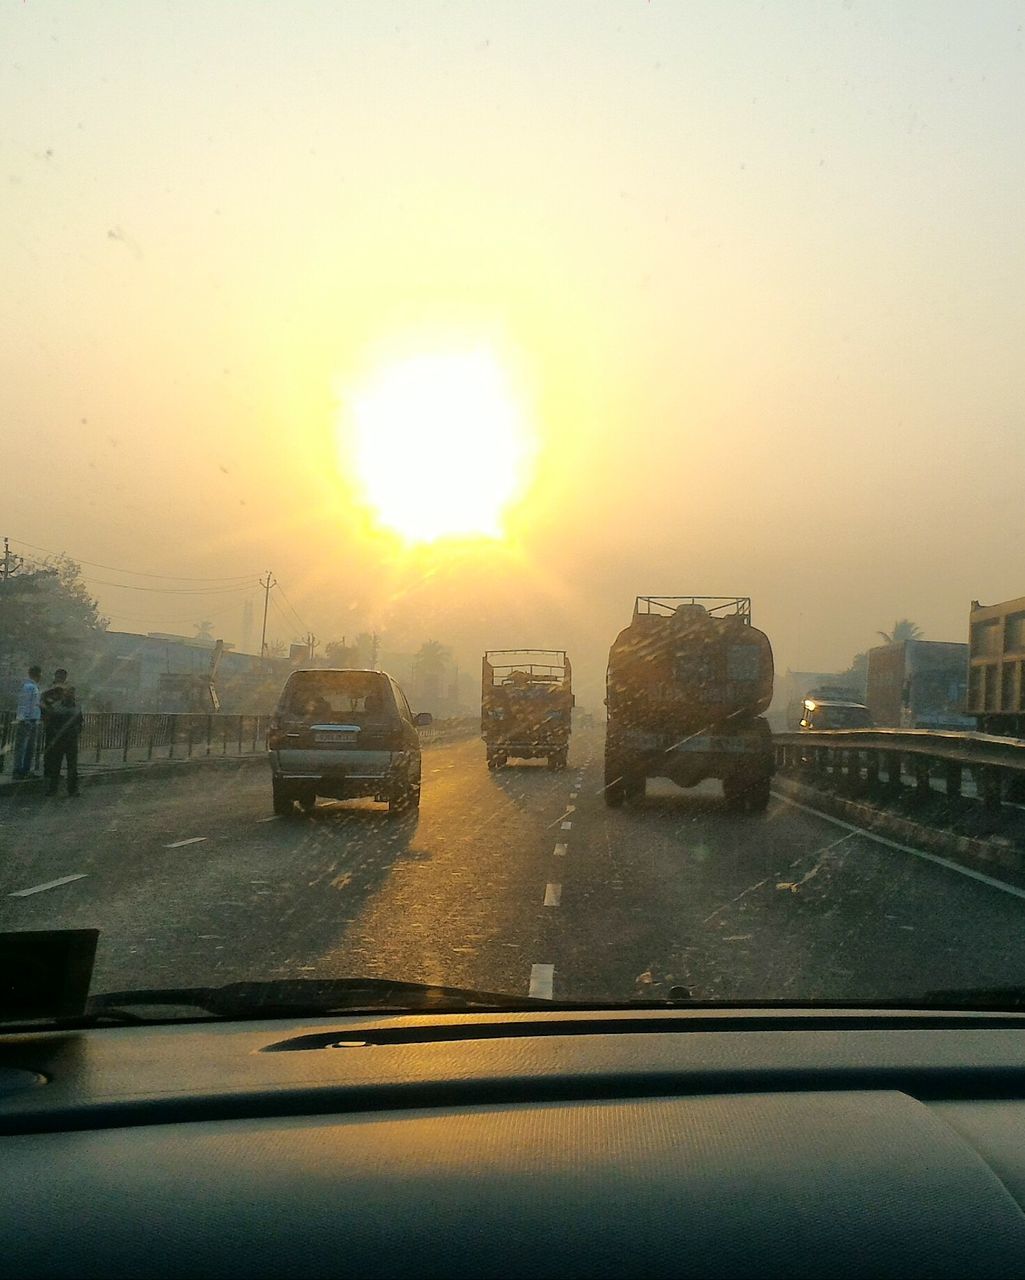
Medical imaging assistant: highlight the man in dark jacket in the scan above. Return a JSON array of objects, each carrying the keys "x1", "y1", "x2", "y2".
[
  {"x1": 44, "y1": 686, "x2": 83, "y2": 798},
  {"x1": 41, "y1": 668, "x2": 68, "y2": 752}
]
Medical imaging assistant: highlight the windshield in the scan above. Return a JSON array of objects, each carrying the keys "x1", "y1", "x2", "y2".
[
  {"x1": 3, "y1": 0, "x2": 1025, "y2": 1022},
  {"x1": 807, "y1": 706, "x2": 873, "y2": 730},
  {"x1": 281, "y1": 672, "x2": 396, "y2": 722}
]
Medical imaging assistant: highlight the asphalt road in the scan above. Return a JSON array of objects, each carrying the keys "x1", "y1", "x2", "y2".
[{"x1": 4, "y1": 727, "x2": 1025, "y2": 1004}]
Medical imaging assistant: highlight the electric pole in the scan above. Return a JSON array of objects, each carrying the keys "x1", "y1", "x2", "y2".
[
  {"x1": 259, "y1": 570, "x2": 276, "y2": 659},
  {"x1": 2, "y1": 537, "x2": 24, "y2": 582},
  {"x1": 306, "y1": 632, "x2": 317, "y2": 662}
]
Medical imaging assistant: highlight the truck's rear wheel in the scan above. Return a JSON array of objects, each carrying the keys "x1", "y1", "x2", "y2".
[
  {"x1": 744, "y1": 778, "x2": 771, "y2": 812},
  {"x1": 724, "y1": 776, "x2": 771, "y2": 814},
  {"x1": 624, "y1": 771, "x2": 646, "y2": 805},
  {"x1": 604, "y1": 755, "x2": 626, "y2": 807}
]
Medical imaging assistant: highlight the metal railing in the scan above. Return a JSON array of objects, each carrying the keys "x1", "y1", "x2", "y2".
[
  {"x1": 774, "y1": 728, "x2": 1025, "y2": 812},
  {"x1": 0, "y1": 711, "x2": 271, "y2": 776},
  {"x1": 417, "y1": 716, "x2": 478, "y2": 745}
]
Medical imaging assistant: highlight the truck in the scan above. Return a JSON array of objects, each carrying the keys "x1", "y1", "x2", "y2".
[
  {"x1": 968, "y1": 596, "x2": 1025, "y2": 736},
  {"x1": 156, "y1": 639, "x2": 224, "y2": 713},
  {"x1": 866, "y1": 640, "x2": 971, "y2": 731},
  {"x1": 481, "y1": 650, "x2": 573, "y2": 770},
  {"x1": 604, "y1": 597, "x2": 774, "y2": 812}
]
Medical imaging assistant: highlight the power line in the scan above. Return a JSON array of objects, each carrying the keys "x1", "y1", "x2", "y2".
[
  {"x1": 275, "y1": 582, "x2": 310, "y2": 633},
  {"x1": 269, "y1": 593, "x2": 300, "y2": 634},
  {"x1": 9, "y1": 538, "x2": 255, "y2": 584},
  {"x1": 79, "y1": 576, "x2": 257, "y2": 596},
  {"x1": 102, "y1": 597, "x2": 254, "y2": 628}
]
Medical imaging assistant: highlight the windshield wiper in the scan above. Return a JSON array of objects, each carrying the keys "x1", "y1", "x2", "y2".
[{"x1": 79, "y1": 977, "x2": 555, "y2": 1024}]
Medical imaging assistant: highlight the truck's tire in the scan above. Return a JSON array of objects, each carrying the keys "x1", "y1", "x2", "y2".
[
  {"x1": 604, "y1": 753, "x2": 626, "y2": 807},
  {"x1": 272, "y1": 779, "x2": 296, "y2": 816},
  {"x1": 486, "y1": 750, "x2": 497, "y2": 770},
  {"x1": 745, "y1": 778, "x2": 772, "y2": 812},
  {"x1": 723, "y1": 776, "x2": 771, "y2": 814},
  {"x1": 298, "y1": 788, "x2": 318, "y2": 815},
  {"x1": 624, "y1": 771, "x2": 646, "y2": 805}
]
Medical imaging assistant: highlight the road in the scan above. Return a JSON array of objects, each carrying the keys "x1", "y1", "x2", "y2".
[{"x1": 4, "y1": 727, "x2": 1025, "y2": 1003}]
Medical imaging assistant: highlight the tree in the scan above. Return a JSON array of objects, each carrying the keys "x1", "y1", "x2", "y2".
[
  {"x1": 876, "y1": 618, "x2": 923, "y2": 645},
  {"x1": 324, "y1": 639, "x2": 359, "y2": 667},
  {"x1": 194, "y1": 620, "x2": 215, "y2": 642},
  {"x1": 837, "y1": 651, "x2": 869, "y2": 700},
  {"x1": 412, "y1": 640, "x2": 451, "y2": 702},
  {"x1": 267, "y1": 639, "x2": 286, "y2": 658},
  {"x1": 0, "y1": 555, "x2": 107, "y2": 684},
  {"x1": 414, "y1": 639, "x2": 451, "y2": 676}
]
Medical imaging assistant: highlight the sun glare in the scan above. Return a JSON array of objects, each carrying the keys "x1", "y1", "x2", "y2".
[{"x1": 346, "y1": 350, "x2": 532, "y2": 543}]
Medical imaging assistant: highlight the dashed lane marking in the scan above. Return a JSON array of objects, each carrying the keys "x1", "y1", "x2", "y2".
[
  {"x1": 256, "y1": 816, "x2": 280, "y2": 824},
  {"x1": 561, "y1": 820, "x2": 572, "y2": 830},
  {"x1": 10, "y1": 874, "x2": 87, "y2": 898},
  {"x1": 529, "y1": 963, "x2": 554, "y2": 999},
  {"x1": 543, "y1": 882, "x2": 562, "y2": 907},
  {"x1": 164, "y1": 837, "x2": 208, "y2": 848},
  {"x1": 774, "y1": 792, "x2": 1025, "y2": 903},
  {"x1": 569, "y1": 792, "x2": 578, "y2": 799},
  {"x1": 554, "y1": 842, "x2": 568, "y2": 857}
]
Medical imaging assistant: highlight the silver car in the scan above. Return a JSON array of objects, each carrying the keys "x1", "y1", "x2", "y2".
[{"x1": 267, "y1": 669, "x2": 431, "y2": 816}]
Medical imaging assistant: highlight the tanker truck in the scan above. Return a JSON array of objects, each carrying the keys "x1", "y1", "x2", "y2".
[
  {"x1": 604, "y1": 597, "x2": 774, "y2": 811},
  {"x1": 482, "y1": 650, "x2": 572, "y2": 770}
]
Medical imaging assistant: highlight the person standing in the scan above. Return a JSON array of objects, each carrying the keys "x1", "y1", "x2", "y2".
[
  {"x1": 43, "y1": 686, "x2": 83, "y2": 798},
  {"x1": 41, "y1": 668, "x2": 68, "y2": 721},
  {"x1": 12, "y1": 664, "x2": 42, "y2": 779},
  {"x1": 41, "y1": 668, "x2": 68, "y2": 753}
]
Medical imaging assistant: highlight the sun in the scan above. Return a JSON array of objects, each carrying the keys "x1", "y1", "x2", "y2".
[{"x1": 345, "y1": 350, "x2": 532, "y2": 542}]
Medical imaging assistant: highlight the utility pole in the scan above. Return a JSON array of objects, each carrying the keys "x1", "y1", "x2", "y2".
[
  {"x1": 371, "y1": 632, "x2": 380, "y2": 670},
  {"x1": 259, "y1": 570, "x2": 276, "y2": 659},
  {"x1": 306, "y1": 632, "x2": 317, "y2": 663},
  {"x1": 2, "y1": 537, "x2": 24, "y2": 582}
]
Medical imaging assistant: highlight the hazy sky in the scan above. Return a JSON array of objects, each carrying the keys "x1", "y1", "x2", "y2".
[{"x1": 3, "y1": 1, "x2": 1024, "y2": 708}]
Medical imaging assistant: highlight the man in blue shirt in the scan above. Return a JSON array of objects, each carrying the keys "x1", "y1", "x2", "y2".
[{"x1": 12, "y1": 665, "x2": 42, "y2": 779}]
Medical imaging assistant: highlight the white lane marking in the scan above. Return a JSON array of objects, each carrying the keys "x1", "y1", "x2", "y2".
[
  {"x1": 543, "y1": 882, "x2": 562, "y2": 907},
  {"x1": 529, "y1": 963, "x2": 554, "y2": 999},
  {"x1": 554, "y1": 842, "x2": 568, "y2": 857},
  {"x1": 164, "y1": 836, "x2": 208, "y2": 848},
  {"x1": 561, "y1": 820, "x2": 572, "y2": 830},
  {"x1": 9, "y1": 874, "x2": 87, "y2": 898},
  {"x1": 256, "y1": 816, "x2": 280, "y2": 824},
  {"x1": 565, "y1": 804, "x2": 576, "y2": 813},
  {"x1": 774, "y1": 792, "x2": 1025, "y2": 903},
  {"x1": 569, "y1": 792, "x2": 578, "y2": 800}
]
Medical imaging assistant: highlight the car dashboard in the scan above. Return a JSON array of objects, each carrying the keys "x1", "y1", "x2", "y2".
[{"x1": 4, "y1": 1008, "x2": 1025, "y2": 1277}]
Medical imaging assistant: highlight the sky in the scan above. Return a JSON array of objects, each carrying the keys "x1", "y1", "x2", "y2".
[{"x1": 3, "y1": 0, "x2": 1024, "y2": 710}]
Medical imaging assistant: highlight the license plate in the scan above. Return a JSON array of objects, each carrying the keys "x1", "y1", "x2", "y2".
[{"x1": 315, "y1": 732, "x2": 356, "y2": 745}]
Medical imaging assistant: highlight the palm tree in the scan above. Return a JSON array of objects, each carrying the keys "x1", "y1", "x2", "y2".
[
  {"x1": 413, "y1": 640, "x2": 451, "y2": 700},
  {"x1": 876, "y1": 618, "x2": 923, "y2": 645}
]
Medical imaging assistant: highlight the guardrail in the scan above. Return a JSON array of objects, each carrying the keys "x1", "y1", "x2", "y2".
[
  {"x1": 418, "y1": 716, "x2": 478, "y2": 745},
  {"x1": 774, "y1": 729, "x2": 1025, "y2": 812},
  {"x1": 0, "y1": 711, "x2": 271, "y2": 776}
]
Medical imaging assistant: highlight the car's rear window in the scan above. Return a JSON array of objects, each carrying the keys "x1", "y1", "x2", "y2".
[{"x1": 281, "y1": 672, "x2": 397, "y2": 723}]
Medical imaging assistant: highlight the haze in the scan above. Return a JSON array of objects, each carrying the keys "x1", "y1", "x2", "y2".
[{"x1": 3, "y1": 0, "x2": 1024, "y2": 709}]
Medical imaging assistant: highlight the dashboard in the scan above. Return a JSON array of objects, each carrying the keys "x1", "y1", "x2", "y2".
[{"x1": 4, "y1": 1008, "x2": 1025, "y2": 1277}]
